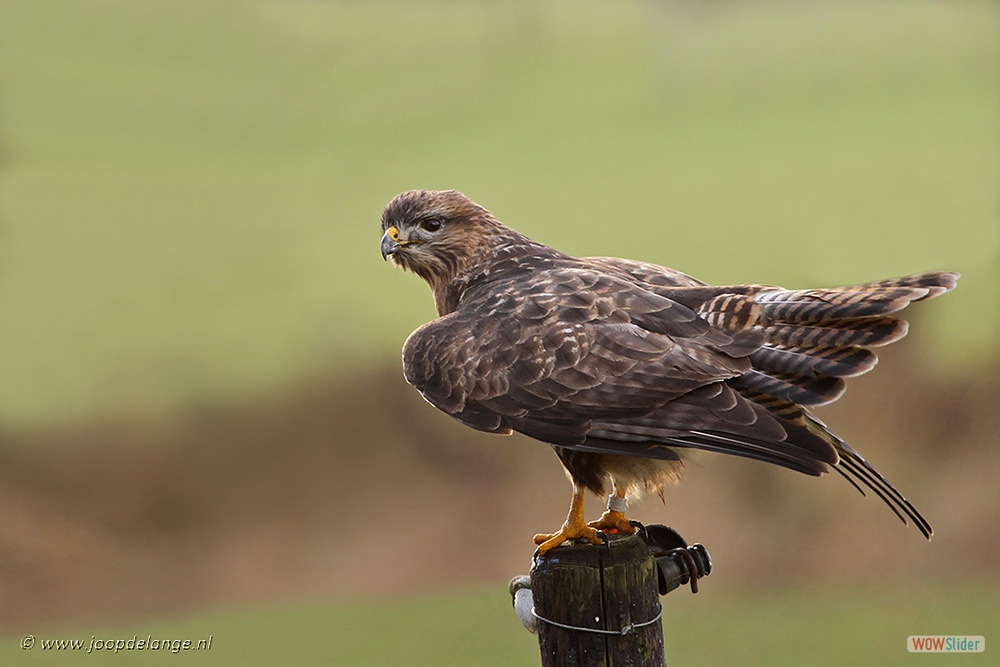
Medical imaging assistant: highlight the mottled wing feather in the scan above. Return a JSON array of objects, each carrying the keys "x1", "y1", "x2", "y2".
[
  {"x1": 403, "y1": 268, "x2": 752, "y2": 442},
  {"x1": 584, "y1": 383, "x2": 837, "y2": 473},
  {"x1": 583, "y1": 256, "x2": 705, "y2": 288}
]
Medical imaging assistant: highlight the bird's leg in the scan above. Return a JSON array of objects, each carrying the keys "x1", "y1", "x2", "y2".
[
  {"x1": 532, "y1": 483, "x2": 606, "y2": 555},
  {"x1": 587, "y1": 485, "x2": 637, "y2": 535}
]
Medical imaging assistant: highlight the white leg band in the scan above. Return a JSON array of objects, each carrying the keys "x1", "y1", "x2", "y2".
[{"x1": 607, "y1": 494, "x2": 628, "y2": 513}]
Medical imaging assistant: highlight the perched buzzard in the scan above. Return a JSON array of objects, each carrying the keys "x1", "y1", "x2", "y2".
[{"x1": 380, "y1": 189, "x2": 957, "y2": 554}]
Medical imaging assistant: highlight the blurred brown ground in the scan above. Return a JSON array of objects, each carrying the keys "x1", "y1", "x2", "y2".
[{"x1": 1, "y1": 340, "x2": 998, "y2": 634}]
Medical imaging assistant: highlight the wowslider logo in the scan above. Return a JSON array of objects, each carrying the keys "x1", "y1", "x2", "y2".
[{"x1": 908, "y1": 636, "x2": 984, "y2": 653}]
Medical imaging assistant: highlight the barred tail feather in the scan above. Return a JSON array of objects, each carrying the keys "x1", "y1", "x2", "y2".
[
  {"x1": 729, "y1": 271, "x2": 957, "y2": 410},
  {"x1": 732, "y1": 370, "x2": 846, "y2": 406},
  {"x1": 749, "y1": 345, "x2": 878, "y2": 379},
  {"x1": 761, "y1": 317, "x2": 909, "y2": 349}
]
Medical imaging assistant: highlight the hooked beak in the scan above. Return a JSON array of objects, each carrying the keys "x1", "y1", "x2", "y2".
[{"x1": 380, "y1": 226, "x2": 401, "y2": 261}]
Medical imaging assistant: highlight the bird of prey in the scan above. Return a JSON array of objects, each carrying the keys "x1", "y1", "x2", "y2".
[{"x1": 379, "y1": 189, "x2": 957, "y2": 555}]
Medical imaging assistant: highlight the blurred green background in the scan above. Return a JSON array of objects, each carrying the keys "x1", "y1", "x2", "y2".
[{"x1": 1, "y1": 0, "x2": 997, "y2": 665}]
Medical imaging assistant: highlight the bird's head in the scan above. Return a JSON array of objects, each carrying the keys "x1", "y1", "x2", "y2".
[{"x1": 380, "y1": 190, "x2": 504, "y2": 289}]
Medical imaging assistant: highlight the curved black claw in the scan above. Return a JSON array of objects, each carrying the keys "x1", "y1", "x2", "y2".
[
  {"x1": 628, "y1": 519, "x2": 646, "y2": 533},
  {"x1": 597, "y1": 531, "x2": 611, "y2": 549}
]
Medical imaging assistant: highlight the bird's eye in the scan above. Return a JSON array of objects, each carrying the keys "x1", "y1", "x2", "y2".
[{"x1": 421, "y1": 218, "x2": 442, "y2": 232}]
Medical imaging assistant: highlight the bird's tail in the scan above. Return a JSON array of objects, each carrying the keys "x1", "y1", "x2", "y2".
[
  {"x1": 707, "y1": 271, "x2": 959, "y2": 407},
  {"x1": 718, "y1": 271, "x2": 958, "y2": 538}
]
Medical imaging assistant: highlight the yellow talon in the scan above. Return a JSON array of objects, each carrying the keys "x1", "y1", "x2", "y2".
[
  {"x1": 533, "y1": 484, "x2": 609, "y2": 555},
  {"x1": 588, "y1": 509, "x2": 637, "y2": 535},
  {"x1": 532, "y1": 522, "x2": 605, "y2": 555}
]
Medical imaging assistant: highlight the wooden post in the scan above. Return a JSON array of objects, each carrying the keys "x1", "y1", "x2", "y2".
[{"x1": 530, "y1": 534, "x2": 665, "y2": 667}]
